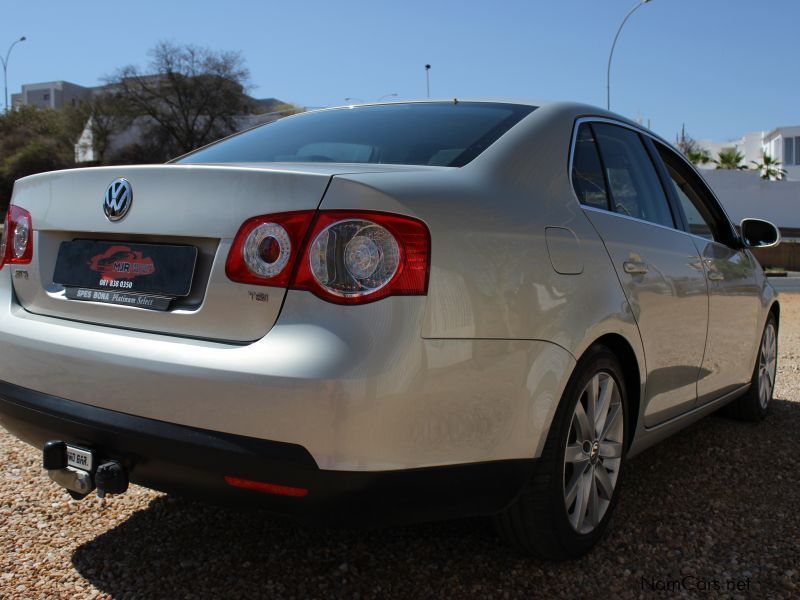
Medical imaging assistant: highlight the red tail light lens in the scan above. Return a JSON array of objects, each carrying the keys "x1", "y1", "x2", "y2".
[
  {"x1": 225, "y1": 210, "x2": 315, "y2": 286},
  {"x1": 226, "y1": 209, "x2": 430, "y2": 305},
  {"x1": 292, "y1": 211, "x2": 430, "y2": 305},
  {"x1": 0, "y1": 205, "x2": 33, "y2": 269}
]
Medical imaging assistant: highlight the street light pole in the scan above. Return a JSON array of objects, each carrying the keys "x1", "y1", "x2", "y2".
[
  {"x1": 1, "y1": 36, "x2": 27, "y2": 112},
  {"x1": 377, "y1": 93, "x2": 398, "y2": 102},
  {"x1": 425, "y1": 64, "x2": 431, "y2": 98},
  {"x1": 606, "y1": 1, "x2": 651, "y2": 110}
]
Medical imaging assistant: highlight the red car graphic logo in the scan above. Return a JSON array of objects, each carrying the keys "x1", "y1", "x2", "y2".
[{"x1": 88, "y1": 246, "x2": 156, "y2": 280}]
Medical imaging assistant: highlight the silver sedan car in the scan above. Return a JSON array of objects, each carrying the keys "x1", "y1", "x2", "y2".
[{"x1": 0, "y1": 101, "x2": 780, "y2": 559}]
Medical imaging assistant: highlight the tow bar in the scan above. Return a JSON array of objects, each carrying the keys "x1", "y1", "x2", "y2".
[{"x1": 43, "y1": 440, "x2": 129, "y2": 500}]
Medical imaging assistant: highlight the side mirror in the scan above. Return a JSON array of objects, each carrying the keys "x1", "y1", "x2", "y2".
[{"x1": 740, "y1": 219, "x2": 781, "y2": 248}]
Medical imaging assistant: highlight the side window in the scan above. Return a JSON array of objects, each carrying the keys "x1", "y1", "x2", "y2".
[
  {"x1": 655, "y1": 141, "x2": 731, "y2": 244},
  {"x1": 592, "y1": 123, "x2": 675, "y2": 228},
  {"x1": 571, "y1": 124, "x2": 609, "y2": 209}
]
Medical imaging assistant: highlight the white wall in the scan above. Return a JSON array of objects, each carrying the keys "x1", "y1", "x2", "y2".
[{"x1": 700, "y1": 170, "x2": 800, "y2": 230}]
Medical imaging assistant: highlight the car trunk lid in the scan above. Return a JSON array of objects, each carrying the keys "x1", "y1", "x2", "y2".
[{"x1": 8, "y1": 164, "x2": 340, "y2": 342}]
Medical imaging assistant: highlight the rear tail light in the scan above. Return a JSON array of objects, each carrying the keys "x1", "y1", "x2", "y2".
[
  {"x1": 226, "y1": 210, "x2": 430, "y2": 305},
  {"x1": 225, "y1": 211, "x2": 316, "y2": 286},
  {"x1": 0, "y1": 205, "x2": 33, "y2": 269},
  {"x1": 293, "y1": 211, "x2": 430, "y2": 304}
]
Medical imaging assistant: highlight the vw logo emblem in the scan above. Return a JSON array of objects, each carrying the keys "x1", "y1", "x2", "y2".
[{"x1": 103, "y1": 178, "x2": 132, "y2": 222}]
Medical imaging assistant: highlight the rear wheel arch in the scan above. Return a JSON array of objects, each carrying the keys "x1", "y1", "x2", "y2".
[{"x1": 581, "y1": 334, "x2": 641, "y2": 450}]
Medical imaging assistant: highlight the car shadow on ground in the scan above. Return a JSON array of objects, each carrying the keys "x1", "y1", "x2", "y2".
[{"x1": 72, "y1": 399, "x2": 800, "y2": 598}]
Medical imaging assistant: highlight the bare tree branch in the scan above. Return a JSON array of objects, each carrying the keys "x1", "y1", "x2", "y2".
[{"x1": 103, "y1": 41, "x2": 251, "y2": 158}]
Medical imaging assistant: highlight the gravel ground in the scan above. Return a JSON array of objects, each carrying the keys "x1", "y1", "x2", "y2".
[{"x1": 2, "y1": 299, "x2": 800, "y2": 599}]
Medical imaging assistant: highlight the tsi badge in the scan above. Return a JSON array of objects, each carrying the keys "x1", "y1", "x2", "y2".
[{"x1": 103, "y1": 178, "x2": 133, "y2": 222}]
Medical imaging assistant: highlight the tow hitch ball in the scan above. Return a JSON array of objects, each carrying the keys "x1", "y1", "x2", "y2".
[{"x1": 42, "y1": 440, "x2": 128, "y2": 500}]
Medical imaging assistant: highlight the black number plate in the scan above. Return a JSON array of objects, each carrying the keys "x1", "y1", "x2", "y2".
[{"x1": 53, "y1": 240, "x2": 198, "y2": 297}]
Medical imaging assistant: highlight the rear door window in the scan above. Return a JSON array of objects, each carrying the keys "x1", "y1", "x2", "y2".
[{"x1": 592, "y1": 123, "x2": 675, "y2": 228}]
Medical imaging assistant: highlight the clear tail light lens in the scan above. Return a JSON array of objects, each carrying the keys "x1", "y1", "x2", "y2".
[
  {"x1": 0, "y1": 205, "x2": 34, "y2": 269},
  {"x1": 309, "y1": 219, "x2": 400, "y2": 297},
  {"x1": 293, "y1": 211, "x2": 430, "y2": 304}
]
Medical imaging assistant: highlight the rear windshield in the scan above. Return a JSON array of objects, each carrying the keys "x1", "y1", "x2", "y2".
[{"x1": 177, "y1": 102, "x2": 534, "y2": 167}]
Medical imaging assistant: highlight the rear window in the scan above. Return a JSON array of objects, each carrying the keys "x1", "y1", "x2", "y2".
[{"x1": 177, "y1": 102, "x2": 534, "y2": 167}]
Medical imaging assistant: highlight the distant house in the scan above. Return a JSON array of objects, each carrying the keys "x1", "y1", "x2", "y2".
[
  {"x1": 762, "y1": 126, "x2": 800, "y2": 182},
  {"x1": 693, "y1": 132, "x2": 764, "y2": 171},
  {"x1": 694, "y1": 127, "x2": 800, "y2": 181},
  {"x1": 11, "y1": 80, "x2": 98, "y2": 110}
]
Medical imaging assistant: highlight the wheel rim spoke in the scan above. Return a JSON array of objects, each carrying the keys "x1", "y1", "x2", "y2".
[
  {"x1": 568, "y1": 468, "x2": 591, "y2": 530},
  {"x1": 594, "y1": 465, "x2": 615, "y2": 500},
  {"x1": 564, "y1": 465, "x2": 584, "y2": 508},
  {"x1": 585, "y1": 375, "x2": 599, "y2": 433},
  {"x1": 572, "y1": 401, "x2": 593, "y2": 442},
  {"x1": 600, "y1": 404, "x2": 622, "y2": 440},
  {"x1": 594, "y1": 376, "x2": 614, "y2": 437},
  {"x1": 598, "y1": 440, "x2": 622, "y2": 459},
  {"x1": 565, "y1": 443, "x2": 589, "y2": 465},
  {"x1": 587, "y1": 469, "x2": 600, "y2": 526}
]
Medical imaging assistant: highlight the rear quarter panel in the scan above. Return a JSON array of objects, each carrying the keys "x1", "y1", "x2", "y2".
[{"x1": 319, "y1": 103, "x2": 646, "y2": 455}]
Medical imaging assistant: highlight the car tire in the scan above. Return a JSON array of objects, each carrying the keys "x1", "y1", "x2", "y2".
[
  {"x1": 722, "y1": 313, "x2": 778, "y2": 422},
  {"x1": 495, "y1": 344, "x2": 628, "y2": 560}
]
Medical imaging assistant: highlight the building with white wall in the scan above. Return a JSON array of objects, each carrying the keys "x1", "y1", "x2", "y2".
[
  {"x1": 694, "y1": 127, "x2": 800, "y2": 181},
  {"x1": 762, "y1": 126, "x2": 800, "y2": 182},
  {"x1": 693, "y1": 131, "x2": 765, "y2": 171}
]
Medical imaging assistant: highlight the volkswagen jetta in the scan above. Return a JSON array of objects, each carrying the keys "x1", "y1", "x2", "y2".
[{"x1": 0, "y1": 101, "x2": 780, "y2": 559}]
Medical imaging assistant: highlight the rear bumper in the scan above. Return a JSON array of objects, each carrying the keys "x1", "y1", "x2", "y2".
[
  {"x1": 0, "y1": 270, "x2": 575, "y2": 470},
  {"x1": 0, "y1": 380, "x2": 535, "y2": 524}
]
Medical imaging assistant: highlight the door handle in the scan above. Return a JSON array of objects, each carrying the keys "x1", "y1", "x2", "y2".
[
  {"x1": 623, "y1": 260, "x2": 649, "y2": 275},
  {"x1": 707, "y1": 271, "x2": 724, "y2": 281}
]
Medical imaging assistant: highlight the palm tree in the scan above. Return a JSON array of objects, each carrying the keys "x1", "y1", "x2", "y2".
[
  {"x1": 714, "y1": 149, "x2": 746, "y2": 170},
  {"x1": 751, "y1": 153, "x2": 787, "y2": 181},
  {"x1": 687, "y1": 148, "x2": 712, "y2": 166}
]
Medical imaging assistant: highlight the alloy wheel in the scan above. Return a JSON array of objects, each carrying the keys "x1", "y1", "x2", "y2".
[
  {"x1": 758, "y1": 322, "x2": 777, "y2": 409},
  {"x1": 563, "y1": 371, "x2": 624, "y2": 534}
]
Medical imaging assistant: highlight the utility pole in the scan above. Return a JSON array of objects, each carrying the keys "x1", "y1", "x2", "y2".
[{"x1": 425, "y1": 64, "x2": 431, "y2": 98}]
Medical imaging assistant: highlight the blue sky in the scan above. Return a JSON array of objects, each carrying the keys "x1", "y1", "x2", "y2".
[{"x1": 1, "y1": 0, "x2": 797, "y2": 142}]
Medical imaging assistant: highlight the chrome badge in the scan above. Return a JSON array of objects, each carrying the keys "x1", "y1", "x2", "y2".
[{"x1": 103, "y1": 178, "x2": 133, "y2": 222}]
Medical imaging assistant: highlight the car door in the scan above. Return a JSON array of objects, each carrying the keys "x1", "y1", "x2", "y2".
[
  {"x1": 571, "y1": 121, "x2": 709, "y2": 427},
  {"x1": 653, "y1": 141, "x2": 762, "y2": 404}
]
